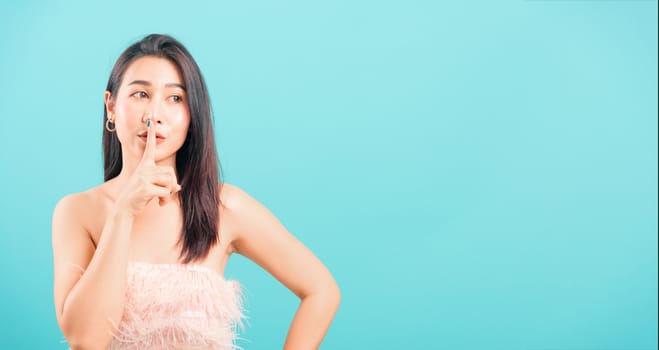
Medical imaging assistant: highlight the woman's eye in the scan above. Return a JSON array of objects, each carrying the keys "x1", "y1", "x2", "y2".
[
  {"x1": 169, "y1": 95, "x2": 183, "y2": 103},
  {"x1": 131, "y1": 91, "x2": 148, "y2": 98}
]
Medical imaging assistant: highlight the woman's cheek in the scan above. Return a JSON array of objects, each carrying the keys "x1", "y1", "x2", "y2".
[
  {"x1": 170, "y1": 109, "x2": 190, "y2": 125},
  {"x1": 173, "y1": 112, "x2": 191, "y2": 135}
]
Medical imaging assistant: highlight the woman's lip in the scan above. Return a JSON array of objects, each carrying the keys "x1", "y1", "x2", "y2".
[
  {"x1": 138, "y1": 130, "x2": 165, "y2": 138},
  {"x1": 139, "y1": 135, "x2": 165, "y2": 143}
]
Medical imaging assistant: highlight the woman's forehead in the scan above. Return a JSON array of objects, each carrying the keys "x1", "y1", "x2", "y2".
[{"x1": 122, "y1": 56, "x2": 184, "y2": 87}]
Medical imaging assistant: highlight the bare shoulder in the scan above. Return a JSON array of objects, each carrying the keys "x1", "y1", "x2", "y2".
[
  {"x1": 217, "y1": 182, "x2": 264, "y2": 251},
  {"x1": 55, "y1": 182, "x2": 108, "y2": 211},
  {"x1": 217, "y1": 183, "x2": 236, "y2": 254},
  {"x1": 52, "y1": 183, "x2": 110, "y2": 239},
  {"x1": 51, "y1": 191, "x2": 92, "y2": 257},
  {"x1": 218, "y1": 182, "x2": 252, "y2": 233},
  {"x1": 53, "y1": 189, "x2": 94, "y2": 223},
  {"x1": 219, "y1": 182, "x2": 252, "y2": 211}
]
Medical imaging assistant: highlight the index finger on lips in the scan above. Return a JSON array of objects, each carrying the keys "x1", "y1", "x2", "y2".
[{"x1": 140, "y1": 117, "x2": 157, "y2": 165}]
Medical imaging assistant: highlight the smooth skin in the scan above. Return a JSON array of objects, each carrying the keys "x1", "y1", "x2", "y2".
[{"x1": 52, "y1": 56, "x2": 340, "y2": 350}]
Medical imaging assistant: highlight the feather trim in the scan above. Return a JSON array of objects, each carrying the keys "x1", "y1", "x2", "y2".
[
  {"x1": 106, "y1": 261, "x2": 247, "y2": 350},
  {"x1": 59, "y1": 261, "x2": 247, "y2": 350}
]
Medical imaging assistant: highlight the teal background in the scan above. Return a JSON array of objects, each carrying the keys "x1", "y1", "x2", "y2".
[{"x1": 0, "y1": 0, "x2": 657, "y2": 349}]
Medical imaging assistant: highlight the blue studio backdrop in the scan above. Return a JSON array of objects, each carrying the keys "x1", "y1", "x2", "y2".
[{"x1": 0, "y1": 1, "x2": 657, "y2": 349}]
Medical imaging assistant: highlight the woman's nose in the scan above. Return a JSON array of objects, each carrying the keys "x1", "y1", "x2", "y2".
[{"x1": 141, "y1": 110, "x2": 164, "y2": 125}]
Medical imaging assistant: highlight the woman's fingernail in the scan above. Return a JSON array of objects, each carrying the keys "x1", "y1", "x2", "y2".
[{"x1": 146, "y1": 119, "x2": 151, "y2": 127}]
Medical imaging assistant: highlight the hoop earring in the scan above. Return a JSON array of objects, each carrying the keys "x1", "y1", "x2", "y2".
[{"x1": 105, "y1": 118, "x2": 116, "y2": 132}]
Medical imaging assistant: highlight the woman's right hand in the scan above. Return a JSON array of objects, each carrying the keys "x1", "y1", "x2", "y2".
[{"x1": 113, "y1": 118, "x2": 181, "y2": 217}]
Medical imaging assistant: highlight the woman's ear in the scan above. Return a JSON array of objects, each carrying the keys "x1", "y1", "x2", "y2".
[{"x1": 104, "y1": 90, "x2": 114, "y2": 116}]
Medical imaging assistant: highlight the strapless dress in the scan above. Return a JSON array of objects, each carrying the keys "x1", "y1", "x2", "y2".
[{"x1": 62, "y1": 260, "x2": 247, "y2": 350}]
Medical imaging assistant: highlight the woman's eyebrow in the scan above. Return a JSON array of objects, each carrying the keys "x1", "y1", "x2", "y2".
[
  {"x1": 127, "y1": 80, "x2": 151, "y2": 87},
  {"x1": 166, "y1": 83, "x2": 186, "y2": 91},
  {"x1": 127, "y1": 80, "x2": 186, "y2": 91}
]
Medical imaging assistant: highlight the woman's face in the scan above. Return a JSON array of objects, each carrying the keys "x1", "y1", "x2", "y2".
[{"x1": 106, "y1": 56, "x2": 190, "y2": 164}]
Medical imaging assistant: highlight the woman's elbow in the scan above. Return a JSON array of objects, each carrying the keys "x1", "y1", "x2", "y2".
[
  {"x1": 66, "y1": 333, "x2": 113, "y2": 350},
  {"x1": 60, "y1": 320, "x2": 114, "y2": 350},
  {"x1": 316, "y1": 280, "x2": 341, "y2": 311},
  {"x1": 330, "y1": 282, "x2": 341, "y2": 309}
]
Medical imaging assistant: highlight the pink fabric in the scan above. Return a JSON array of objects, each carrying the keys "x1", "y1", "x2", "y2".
[{"x1": 105, "y1": 261, "x2": 246, "y2": 350}]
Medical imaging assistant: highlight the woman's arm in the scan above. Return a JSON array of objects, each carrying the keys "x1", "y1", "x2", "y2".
[
  {"x1": 52, "y1": 194, "x2": 133, "y2": 349},
  {"x1": 53, "y1": 119, "x2": 176, "y2": 349},
  {"x1": 225, "y1": 184, "x2": 341, "y2": 350}
]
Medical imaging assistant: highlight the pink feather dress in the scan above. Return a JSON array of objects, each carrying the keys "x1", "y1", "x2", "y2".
[
  {"x1": 64, "y1": 261, "x2": 247, "y2": 350},
  {"x1": 108, "y1": 261, "x2": 246, "y2": 349}
]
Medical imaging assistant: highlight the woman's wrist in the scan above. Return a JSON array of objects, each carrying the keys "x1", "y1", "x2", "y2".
[{"x1": 109, "y1": 205, "x2": 135, "y2": 222}]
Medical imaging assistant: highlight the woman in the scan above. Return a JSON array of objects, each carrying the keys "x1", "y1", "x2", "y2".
[{"x1": 52, "y1": 33, "x2": 341, "y2": 350}]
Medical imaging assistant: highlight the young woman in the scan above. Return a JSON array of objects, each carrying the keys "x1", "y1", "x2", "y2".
[{"x1": 52, "y1": 33, "x2": 340, "y2": 350}]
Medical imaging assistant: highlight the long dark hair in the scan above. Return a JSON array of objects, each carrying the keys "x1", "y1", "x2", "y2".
[{"x1": 103, "y1": 34, "x2": 222, "y2": 264}]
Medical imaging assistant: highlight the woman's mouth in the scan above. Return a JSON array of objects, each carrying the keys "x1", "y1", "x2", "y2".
[{"x1": 139, "y1": 135, "x2": 166, "y2": 144}]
